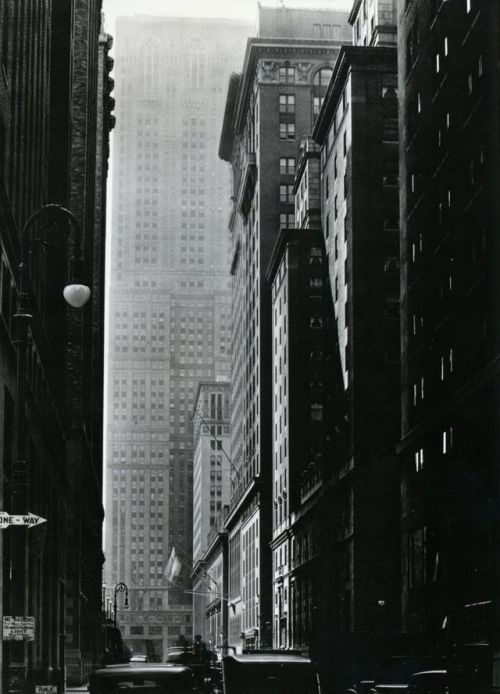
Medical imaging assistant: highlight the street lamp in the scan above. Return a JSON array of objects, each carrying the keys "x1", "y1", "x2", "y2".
[
  {"x1": 113, "y1": 583, "x2": 129, "y2": 627},
  {"x1": 7, "y1": 203, "x2": 90, "y2": 694}
]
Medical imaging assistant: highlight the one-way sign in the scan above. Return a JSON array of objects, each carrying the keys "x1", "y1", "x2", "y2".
[{"x1": 0, "y1": 512, "x2": 47, "y2": 529}]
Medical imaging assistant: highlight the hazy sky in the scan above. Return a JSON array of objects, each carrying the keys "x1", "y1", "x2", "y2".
[{"x1": 102, "y1": 0, "x2": 353, "y2": 35}]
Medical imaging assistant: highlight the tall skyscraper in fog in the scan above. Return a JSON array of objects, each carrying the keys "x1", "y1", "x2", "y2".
[{"x1": 104, "y1": 15, "x2": 251, "y2": 657}]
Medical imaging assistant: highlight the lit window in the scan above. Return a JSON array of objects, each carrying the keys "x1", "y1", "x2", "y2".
[{"x1": 414, "y1": 448, "x2": 424, "y2": 472}]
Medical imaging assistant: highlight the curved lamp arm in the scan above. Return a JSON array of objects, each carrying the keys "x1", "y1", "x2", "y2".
[{"x1": 19, "y1": 203, "x2": 91, "y2": 308}]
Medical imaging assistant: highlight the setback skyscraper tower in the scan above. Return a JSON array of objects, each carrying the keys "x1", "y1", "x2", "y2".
[{"x1": 105, "y1": 15, "x2": 251, "y2": 658}]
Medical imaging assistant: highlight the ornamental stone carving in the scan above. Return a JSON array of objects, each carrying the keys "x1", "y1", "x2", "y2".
[
  {"x1": 259, "y1": 60, "x2": 280, "y2": 81},
  {"x1": 258, "y1": 59, "x2": 314, "y2": 83},
  {"x1": 296, "y1": 62, "x2": 313, "y2": 81}
]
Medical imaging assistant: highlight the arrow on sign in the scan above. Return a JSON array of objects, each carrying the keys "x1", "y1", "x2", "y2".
[{"x1": 0, "y1": 512, "x2": 47, "y2": 529}]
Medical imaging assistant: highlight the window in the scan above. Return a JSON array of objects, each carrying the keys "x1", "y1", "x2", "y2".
[
  {"x1": 313, "y1": 96, "x2": 324, "y2": 116},
  {"x1": 280, "y1": 213, "x2": 295, "y2": 228},
  {"x1": 407, "y1": 526, "x2": 427, "y2": 588},
  {"x1": 280, "y1": 122, "x2": 295, "y2": 140},
  {"x1": 280, "y1": 184, "x2": 294, "y2": 203},
  {"x1": 310, "y1": 403, "x2": 324, "y2": 421},
  {"x1": 414, "y1": 448, "x2": 424, "y2": 472},
  {"x1": 313, "y1": 68, "x2": 333, "y2": 87},
  {"x1": 309, "y1": 248, "x2": 322, "y2": 265},
  {"x1": 280, "y1": 157, "x2": 295, "y2": 175},
  {"x1": 279, "y1": 66, "x2": 295, "y2": 83},
  {"x1": 279, "y1": 94, "x2": 295, "y2": 114}
]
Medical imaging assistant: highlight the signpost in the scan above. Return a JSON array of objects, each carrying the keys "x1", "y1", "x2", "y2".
[
  {"x1": 0, "y1": 512, "x2": 47, "y2": 529},
  {"x1": 3, "y1": 616, "x2": 35, "y2": 641}
]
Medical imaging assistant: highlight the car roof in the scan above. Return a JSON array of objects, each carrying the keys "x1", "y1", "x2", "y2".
[
  {"x1": 224, "y1": 653, "x2": 312, "y2": 664},
  {"x1": 90, "y1": 663, "x2": 192, "y2": 677}
]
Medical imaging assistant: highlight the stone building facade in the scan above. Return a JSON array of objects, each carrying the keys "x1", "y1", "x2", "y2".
[
  {"x1": 104, "y1": 15, "x2": 250, "y2": 658},
  {"x1": 219, "y1": 5, "x2": 350, "y2": 652}
]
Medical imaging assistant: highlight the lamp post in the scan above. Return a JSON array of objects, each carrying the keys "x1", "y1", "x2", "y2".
[
  {"x1": 113, "y1": 583, "x2": 129, "y2": 628},
  {"x1": 6, "y1": 204, "x2": 90, "y2": 694}
]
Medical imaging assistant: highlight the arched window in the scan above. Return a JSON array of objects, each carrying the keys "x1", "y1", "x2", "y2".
[
  {"x1": 313, "y1": 68, "x2": 333, "y2": 87},
  {"x1": 309, "y1": 247, "x2": 323, "y2": 265}
]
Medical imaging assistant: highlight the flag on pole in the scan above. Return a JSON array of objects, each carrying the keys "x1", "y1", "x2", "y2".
[{"x1": 164, "y1": 547, "x2": 182, "y2": 583}]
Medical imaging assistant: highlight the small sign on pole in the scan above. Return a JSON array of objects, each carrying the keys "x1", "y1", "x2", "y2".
[{"x1": 3, "y1": 615, "x2": 35, "y2": 641}]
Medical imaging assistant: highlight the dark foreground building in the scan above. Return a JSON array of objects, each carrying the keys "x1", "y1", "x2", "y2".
[
  {"x1": 0, "y1": 2, "x2": 113, "y2": 689},
  {"x1": 397, "y1": 0, "x2": 500, "y2": 687}
]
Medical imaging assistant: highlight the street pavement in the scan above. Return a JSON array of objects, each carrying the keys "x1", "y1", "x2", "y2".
[{"x1": 65, "y1": 686, "x2": 88, "y2": 692}]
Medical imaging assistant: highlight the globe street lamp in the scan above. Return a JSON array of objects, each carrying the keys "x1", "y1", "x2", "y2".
[
  {"x1": 113, "y1": 583, "x2": 129, "y2": 627},
  {"x1": 7, "y1": 204, "x2": 90, "y2": 694}
]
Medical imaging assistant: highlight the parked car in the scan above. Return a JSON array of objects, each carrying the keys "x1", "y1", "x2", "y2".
[
  {"x1": 130, "y1": 654, "x2": 148, "y2": 663},
  {"x1": 222, "y1": 652, "x2": 321, "y2": 694},
  {"x1": 88, "y1": 662, "x2": 195, "y2": 693},
  {"x1": 407, "y1": 670, "x2": 448, "y2": 693}
]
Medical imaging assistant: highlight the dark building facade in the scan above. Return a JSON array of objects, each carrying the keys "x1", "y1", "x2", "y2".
[
  {"x1": 397, "y1": 0, "x2": 500, "y2": 684},
  {"x1": 219, "y1": 5, "x2": 350, "y2": 653},
  {"x1": 0, "y1": 0, "x2": 113, "y2": 689},
  {"x1": 313, "y1": 41, "x2": 401, "y2": 640}
]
